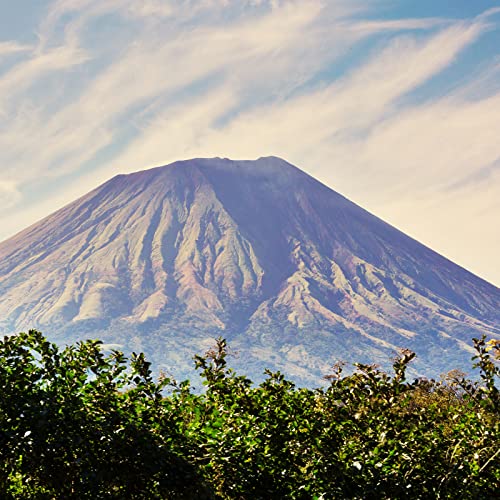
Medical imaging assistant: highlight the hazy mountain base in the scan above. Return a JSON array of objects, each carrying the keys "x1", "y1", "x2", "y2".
[{"x1": 37, "y1": 315, "x2": 484, "y2": 387}]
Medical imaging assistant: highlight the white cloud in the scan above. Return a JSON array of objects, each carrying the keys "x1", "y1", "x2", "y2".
[
  {"x1": 0, "y1": 181, "x2": 21, "y2": 210},
  {"x1": 109, "y1": 85, "x2": 239, "y2": 171},
  {"x1": 349, "y1": 17, "x2": 450, "y2": 34},
  {"x1": 108, "y1": 19, "x2": 483, "y2": 166},
  {"x1": 0, "y1": 0, "x2": 363, "y2": 184},
  {"x1": 126, "y1": 0, "x2": 174, "y2": 18},
  {"x1": 0, "y1": 41, "x2": 33, "y2": 57},
  {"x1": 0, "y1": 44, "x2": 89, "y2": 116}
]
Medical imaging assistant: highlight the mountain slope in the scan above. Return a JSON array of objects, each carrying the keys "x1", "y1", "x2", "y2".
[{"x1": 0, "y1": 157, "x2": 498, "y2": 383}]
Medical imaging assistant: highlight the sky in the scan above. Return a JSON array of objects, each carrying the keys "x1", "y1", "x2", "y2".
[{"x1": 0, "y1": 0, "x2": 499, "y2": 286}]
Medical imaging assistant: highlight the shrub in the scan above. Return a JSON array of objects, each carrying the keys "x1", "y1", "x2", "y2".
[
  {"x1": 0, "y1": 331, "x2": 498, "y2": 498},
  {"x1": 0, "y1": 330, "x2": 209, "y2": 498}
]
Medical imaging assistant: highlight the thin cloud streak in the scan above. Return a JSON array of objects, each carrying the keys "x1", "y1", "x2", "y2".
[
  {"x1": 0, "y1": 41, "x2": 33, "y2": 57},
  {"x1": 109, "y1": 18, "x2": 485, "y2": 167},
  {"x1": 0, "y1": 0, "x2": 375, "y2": 183}
]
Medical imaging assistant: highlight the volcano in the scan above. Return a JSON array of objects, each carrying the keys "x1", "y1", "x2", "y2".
[{"x1": 0, "y1": 157, "x2": 498, "y2": 383}]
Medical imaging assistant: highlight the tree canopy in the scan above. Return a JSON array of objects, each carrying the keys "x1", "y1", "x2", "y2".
[{"x1": 0, "y1": 330, "x2": 498, "y2": 498}]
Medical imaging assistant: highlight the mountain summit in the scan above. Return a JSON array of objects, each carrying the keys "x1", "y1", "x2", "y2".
[{"x1": 0, "y1": 157, "x2": 498, "y2": 382}]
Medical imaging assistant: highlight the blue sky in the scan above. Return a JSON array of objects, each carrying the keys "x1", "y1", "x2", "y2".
[{"x1": 1, "y1": 0, "x2": 499, "y2": 285}]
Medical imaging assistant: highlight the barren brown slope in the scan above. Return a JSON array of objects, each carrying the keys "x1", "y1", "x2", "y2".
[{"x1": 0, "y1": 157, "x2": 498, "y2": 383}]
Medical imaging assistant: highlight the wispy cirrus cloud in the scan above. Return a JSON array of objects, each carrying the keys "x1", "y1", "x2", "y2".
[
  {"x1": 0, "y1": 181, "x2": 22, "y2": 211},
  {"x1": 0, "y1": 41, "x2": 33, "y2": 57},
  {"x1": 0, "y1": 0, "x2": 369, "y2": 184},
  {"x1": 108, "y1": 16, "x2": 486, "y2": 168},
  {"x1": 0, "y1": 45, "x2": 89, "y2": 113},
  {"x1": 0, "y1": 0, "x2": 499, "y2": 284}
]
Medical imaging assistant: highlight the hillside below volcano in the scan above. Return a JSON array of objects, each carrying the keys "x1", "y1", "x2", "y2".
[{"x1": 0, "y1": 157, "x2": 498, "y2": 383}]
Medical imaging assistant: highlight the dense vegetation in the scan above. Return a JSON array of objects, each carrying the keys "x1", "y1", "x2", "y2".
[{"x1": 0, "y1": 330, "x2": 498, "y2": 499}]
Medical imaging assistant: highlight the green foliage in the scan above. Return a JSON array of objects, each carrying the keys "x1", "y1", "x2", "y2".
[
  {"x1": 0, "y1": 331, "x2": 498, "y2": 498},
  {"x1": 0, "y1": 330, "x2": 209, "y2": 498},
  {"x1": 176, "y1": 337, "x2": 500, "y2": 499}
]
